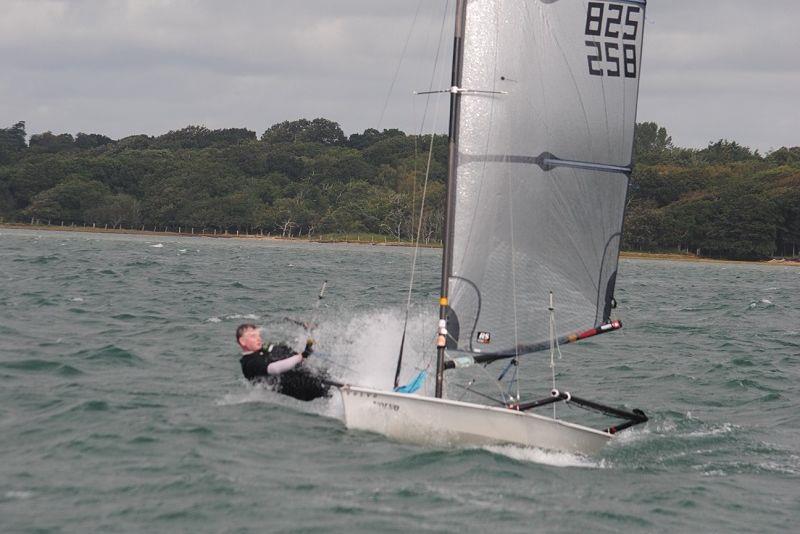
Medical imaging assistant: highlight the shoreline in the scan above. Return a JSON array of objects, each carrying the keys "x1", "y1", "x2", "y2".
[
  {"x1": 2, "y1": 222, "x2": 797, "y2": 266},
  {"x1": 0, "y1": 222, "x2": 437, "y2": 248}
]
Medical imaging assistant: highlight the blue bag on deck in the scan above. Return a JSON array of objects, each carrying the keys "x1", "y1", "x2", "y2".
[{"x1": 394, "y1": 370, "x2": 426, "y2": 394}]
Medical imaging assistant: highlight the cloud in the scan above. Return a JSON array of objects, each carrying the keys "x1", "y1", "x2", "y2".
[{"x1": 0, "y1": 0, "x2": 796, "y2": 152}]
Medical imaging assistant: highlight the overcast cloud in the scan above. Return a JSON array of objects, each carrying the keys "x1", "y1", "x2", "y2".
[{"x1": 1, "y1": 0, "x2": 797, "y2": 152}]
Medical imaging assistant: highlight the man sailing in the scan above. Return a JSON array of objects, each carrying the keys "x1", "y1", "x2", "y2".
[{"x1": 236, "y1": 323, "x2": 330, "y2": 401}]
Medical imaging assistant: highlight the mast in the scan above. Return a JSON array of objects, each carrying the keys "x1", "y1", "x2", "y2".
[{"x1": 435, "y1": 0, "x2": 468, "y2": 398}]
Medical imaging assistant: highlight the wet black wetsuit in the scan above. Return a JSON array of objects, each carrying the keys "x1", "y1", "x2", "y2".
[{"x1": 239, "y1": 343, "x2": 330, "y2": 401}]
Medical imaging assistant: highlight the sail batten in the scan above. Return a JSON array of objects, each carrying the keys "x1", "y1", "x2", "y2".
[
  {"x1": 459, "y1": 152, "x2": 632, "y2": 174},
  {"x1": 444, "y1": 0, "x2": 645, "y2": 358}
]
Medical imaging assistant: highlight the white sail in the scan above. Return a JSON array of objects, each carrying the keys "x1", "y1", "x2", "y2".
[
  {"x1": 447, "y1": 0, "x2": 646, "y2": 356},
  {"x1": 341, "y1": 0, "x2": 648, "y2": 455}
]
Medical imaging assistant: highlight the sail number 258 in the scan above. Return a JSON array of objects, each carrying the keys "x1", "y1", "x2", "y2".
[{"x1": 584, "y1": 2, "x2": 640, "y2": 78}]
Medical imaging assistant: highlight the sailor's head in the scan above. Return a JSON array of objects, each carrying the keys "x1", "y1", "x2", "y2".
[{"x1": 236, "y1": 323, "x2": 263, "y2": 353}]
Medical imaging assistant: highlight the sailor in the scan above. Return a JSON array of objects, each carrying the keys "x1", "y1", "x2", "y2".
[{"x1": 235, "y1": 323, "x2": 330, "y2": 401}]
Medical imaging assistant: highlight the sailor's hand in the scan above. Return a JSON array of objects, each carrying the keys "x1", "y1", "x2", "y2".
[{"x1": 301, "y1": 338, "x2": 314, "y2": 358}]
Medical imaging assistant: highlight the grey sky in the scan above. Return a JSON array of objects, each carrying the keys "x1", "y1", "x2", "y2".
[{"x1": 1, "y1": 0, "x2": 797, "y2": 152}]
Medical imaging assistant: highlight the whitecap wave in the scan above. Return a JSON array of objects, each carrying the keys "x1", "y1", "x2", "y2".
[
  {"x1": 150, "y1": 243, "x2": 164, "y2": 248},
  {"x1": 684, "y1": 422, "x2": 737, "y2": 438},
  {"x1": 225, "y1": 313, "x2": 260, "y2": 320},
  {"x1": 4, "y1": 490, "x2": 33, "y2": 499},
  {"x1": 483, "y1": 444, "x2": 605, "y2": 468},
  {"x1": 206, "y1": 317, "x2": 222, "y2": 323},
  {"x1": 215, "y1": 381, "x2": 341, "y2": 412},
  {"x1": 215, "y1": 386, "x2": 278, "y2": 406}
]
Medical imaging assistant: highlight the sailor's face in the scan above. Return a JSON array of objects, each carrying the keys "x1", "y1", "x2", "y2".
[{"x1": 239, "y1": 328, "x2": 263, "y2": 352}]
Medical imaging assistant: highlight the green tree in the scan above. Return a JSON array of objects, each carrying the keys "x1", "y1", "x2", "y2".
[
  {"x1": 698, "y1": 139, "x2": 760, "y2": 164},
  {"x1": 633, "y1": 122, "x2": 673, "y2": 164},
  {"x1": 24, "y1": 176, "x2": 110, "y2": 223},
  {"x1": 261, "y1": 118, "x2": 345, "y2": 146},
  {"x1": 74, "y1": 133, "x2": 115, "y2": 149},
  {"x1": 29, "y1": 132, "x2": 76, "y2": 153},
  {"x1": 0, "y1": 121, "x2": 27, "y2": 164}
]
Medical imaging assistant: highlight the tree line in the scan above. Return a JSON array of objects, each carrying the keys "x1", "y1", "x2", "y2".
[{"x1": 1, "y1": 119, "x2": 798, "y2": 259}]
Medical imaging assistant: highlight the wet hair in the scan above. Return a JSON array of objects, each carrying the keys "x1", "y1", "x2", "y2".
[{"x1": 236, "y1": 323, "x2": 258, "y2": 342}]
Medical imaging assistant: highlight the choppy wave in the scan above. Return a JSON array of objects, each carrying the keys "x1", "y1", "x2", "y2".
[
  {"x1": 483, "y1": 444, "x2": 605, "y2": 468},
  {"x1": 2, "y1": 229, "x2": 799, "y2": 533}
]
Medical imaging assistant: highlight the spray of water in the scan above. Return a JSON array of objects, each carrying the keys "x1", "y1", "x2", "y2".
[{"x1": 306, "y1": 306, "x2": 437, "y2": 394}]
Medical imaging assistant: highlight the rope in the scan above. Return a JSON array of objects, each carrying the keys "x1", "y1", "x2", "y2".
[
  {"x1": 376, "y1": 0, "x2": 425, "y2": 130},
  {"x1": 548, "y1": 291, "x2": 565, "y2": 418},
  {"x1": 393, "y1": 0, "x2": 452, "y2": 388}
]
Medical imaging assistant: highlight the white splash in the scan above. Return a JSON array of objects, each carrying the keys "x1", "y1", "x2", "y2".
[
  {"x1": 150, "y1": 243, "x2": 164, "y2": 248},
  {"x1": 684, "y1": 422, "x2": 737, "y2": 438},
  {"x1": 225, "y1": 313, "x2": 260, "y2": 320},
  {"x1": 207, "y1": 317, "x2": 222, "y2": 323},
  {"x1": 215, "y1": 386, "x2": 278, "y2": 406},
  {"x1": 69, "y1": 297, "x2": 84, "y2": 302},
  {"x1": 309, "y1": 307, "x2": 435, "y2": 393},
  {"x1": 483, "y1": 444, "x2": 605, "y2": 468}
]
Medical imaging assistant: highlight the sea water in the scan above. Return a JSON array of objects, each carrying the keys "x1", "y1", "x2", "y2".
[{"x1": 1, "y1": 229, "x2": 798, "y2": 533}]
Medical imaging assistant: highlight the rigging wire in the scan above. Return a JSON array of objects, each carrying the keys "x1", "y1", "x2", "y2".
[
  {"x1": 507, "y1": 165, "x2": 521, "y2": 403},
  {"x1": 548, "y1": 291, "x2": 565, "y2": 418},
  {"x1": 376, "y1": 0, "x2": 425, "y2": 130},
  {"x1": 393, "y1": 0, "x2": 452, "y2": 388}
]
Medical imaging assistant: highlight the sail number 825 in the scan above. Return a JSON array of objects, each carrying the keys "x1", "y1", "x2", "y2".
[{"x1": 584, "y1": 2, "x2": 640, "y2": 78}]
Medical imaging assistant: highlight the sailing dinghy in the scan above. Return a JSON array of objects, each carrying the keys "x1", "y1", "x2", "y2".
[{"x1": 339, "y1": 0, "x2": 648, "y2": 455}]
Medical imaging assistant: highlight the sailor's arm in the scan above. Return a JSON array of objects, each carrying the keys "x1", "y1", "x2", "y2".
[
  {"x1": 266, "y1": 353, "x2": 304, "y2": 375},
  {"x1": 264, "y1": 340, "x2": 313, "y2": 375}
]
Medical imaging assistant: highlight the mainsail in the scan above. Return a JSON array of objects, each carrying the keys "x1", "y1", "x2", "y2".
[
  {"x1": 341, "y1": 0, "x2": 650, "y2": 450},
  {"x1": 444, "y1": 0, "x2": 646, "y2": 358}
]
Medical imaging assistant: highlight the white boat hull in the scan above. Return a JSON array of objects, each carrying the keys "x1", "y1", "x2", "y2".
[{"x1": 340, "y1": 386, "x2": 612, "y2": 455}]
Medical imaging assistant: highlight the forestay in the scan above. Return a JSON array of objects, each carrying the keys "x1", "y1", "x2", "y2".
[{"x1": 446, "y1": 0, "x2": 646, "y2": 357}]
